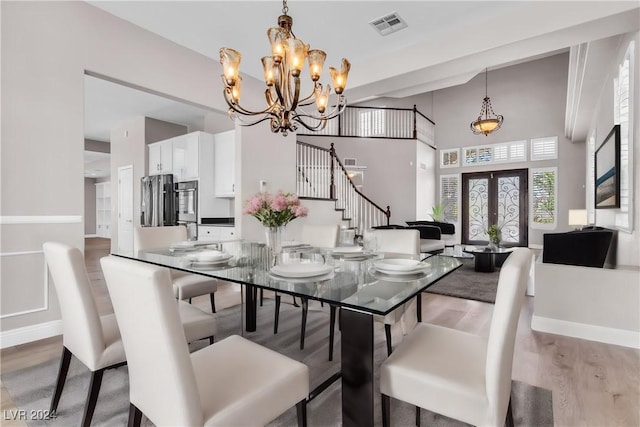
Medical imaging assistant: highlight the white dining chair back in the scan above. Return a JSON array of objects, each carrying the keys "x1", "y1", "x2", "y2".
[
  {"x1": 134, "y1": 225, "x2": 187, "y2": 255},
  {"x1": 485, "y1": 247, "x2": 532, "y2": 422},
  {"x1": 43, "y1": 242, "x2": 116, "y2": 371},
  {"x1": 301, "y1": 224, "x2": 340, "y2": 248},
  {"x1": 101, "y1": 256, "x2": 203, "y2": 426},
  {"x1": 374, "y1": 229, "x2": 420, "y2": 256}
]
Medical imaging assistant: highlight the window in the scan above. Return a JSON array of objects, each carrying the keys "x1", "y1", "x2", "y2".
[
  {"x1": 461, "y1": 140, "x2": 527, "y2": 166},
  {"x1": 530, "y1": 136, "x2": 558, "y2": 161},
  {"x1": 359, "y1": 109, "x2": 385, "y2": 137},
  {"x1": 440, "y1": 174, "x2": 460, "y2": 223},
  {"x1": 530, "y1": 167, "x2": 557, "y2": 229},
  {"x1": 440, "y1": 148, "x2": 459, "y2": 168}
]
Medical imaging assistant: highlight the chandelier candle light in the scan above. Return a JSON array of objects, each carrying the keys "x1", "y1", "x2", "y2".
[
  {"x1": 470, "y1": 68, "x2": 504, "y2": 136},
  {"x1": 220, "y1": 0, "x2": 351, "y2": 136}
]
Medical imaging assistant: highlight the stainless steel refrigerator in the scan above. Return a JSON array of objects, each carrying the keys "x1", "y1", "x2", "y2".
[{"x1": 140, "y1": 174, "x2": 177, "y2": 227}]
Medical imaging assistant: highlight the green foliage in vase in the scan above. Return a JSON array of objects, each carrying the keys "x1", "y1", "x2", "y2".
[
  {"x1": 430, "y1": 204, "x2": 445, "y2": 222},
  {"x1": 486, "y1": 224, "x2": 502, "y2": 243}
]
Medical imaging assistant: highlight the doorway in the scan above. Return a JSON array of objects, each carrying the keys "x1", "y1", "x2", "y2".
[{"x1": 461, "y1": 169, "x2": 528, "y2": 246}]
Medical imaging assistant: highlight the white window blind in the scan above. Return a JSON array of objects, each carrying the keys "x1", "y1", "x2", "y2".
[
  {"x1": 440, "y1": 174, "x2": 460, "y2": 222},
  {"x1": 530, "y1": 136, "x2": 558, "y2": 161},
  {"x1": 493, "y1": 145, "x2": 509, "y2": 162},
  {"x1": 359, "y1": 109, "x2": 385, "y2": 137},
  {"x1": 510, "y1": 141, "x2": 526, "y2": 161},
  {"x1": 440, "y1": 148, "x2": 459, "y2": 168},
  {"x1": 530, "y1": 167, "x2": 557, "y2": 229}
]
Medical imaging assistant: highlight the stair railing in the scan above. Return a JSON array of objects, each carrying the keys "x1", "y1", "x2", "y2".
[{"x1": 296, "y1": 141, "x2": 391, "y2": 233}]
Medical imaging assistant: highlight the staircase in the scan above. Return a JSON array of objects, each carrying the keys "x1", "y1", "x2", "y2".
[{"x1": 296, "y1": 141, "x2": 391, "y2": 234}]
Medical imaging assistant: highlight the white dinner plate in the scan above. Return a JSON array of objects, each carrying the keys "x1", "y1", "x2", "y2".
[
  {"x1": 374, "y1": 258, "x2": 422, "y2": 272},
  {"x1": 187, "y1": 252, "x2": 233, "y2": 264},
  {"x1": 332, "y1": 246, "x2": 364, "y2": 254},
  {"x1": 270, "y1": 263, "x2": 333, "y2": 278}
]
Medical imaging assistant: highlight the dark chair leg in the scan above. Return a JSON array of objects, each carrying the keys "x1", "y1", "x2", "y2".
[
  {"x1": 209, "y1": 292, "x2": 216, "y2": 313},
  {"x1": 50, "y1": 347, "x2": 72, "y2": 413},
  {"x1": 81, "y1": 369, "x2": 104, "y2": 427},
  {"x1": 415, "y1": 406, "x2": 421, "y2": 426},
  {"x1": 188, "y1": 298, "x2": 192, "y2": 304},
  {"x1": 296, "y1": 399, "x2": 307, "y2": 427},
  {"x1": 274, "y1": 294, "x2": 281, "y2": 334},
  {"x1": 260, "y1": 288, "x2": 264, "y2": 306},
  {"x1": 505, "y1": 395, "x2": 515, "y2": 427},
  {"x1": 329, "y1": 305, "x2": 337, "y2": 361},
  {"x1": 385, "y1": 324, "x2": 393, "y2": 356},
  {"x1": 209, "y1": 336, "x2": 214, "y2": 345},
  {"x1": 293, "y1": 296, "x2": 300, "y2": 307},
  {"x1": 381, "y1": 394, "x2": 391, "y2": 427},
  {"x1": 127, "y1": 403, "x2": 143, "y2": 427},
  {"x1": 300, "y1": 298, "x2": 309, "y2": 350},
  {"x1": 320, "y1": 301, "x2": 324, "y2": 307},
  {"x1": 416, "y1": 294, "x2": 422, "y2": 322}
]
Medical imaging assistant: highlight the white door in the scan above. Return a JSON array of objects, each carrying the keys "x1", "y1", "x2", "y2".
[{"x1": 118, "y1": 165, "x2": 134, "y2": 255}]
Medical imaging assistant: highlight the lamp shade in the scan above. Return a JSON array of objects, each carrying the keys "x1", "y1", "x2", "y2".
[{"x1": 568, "y1": 209, "x2": 588, "y2": 227}]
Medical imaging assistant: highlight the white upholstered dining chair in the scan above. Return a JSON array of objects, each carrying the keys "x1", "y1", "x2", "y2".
[
  {"x1": 100, "y1": 255, "x2": 309, "y2": 427},
  {"x1": 134, "y1": 225, "x2": 219, "y2": 312},
  {"x1": 373, "y1": 228, "x2": 421, "y2": 355},
  {"x1": 380, "y1": 248, "x2": 532, "y2": 427},
  {"x1": 42, "y1": 242, "x2": 217, "y2": 427}
]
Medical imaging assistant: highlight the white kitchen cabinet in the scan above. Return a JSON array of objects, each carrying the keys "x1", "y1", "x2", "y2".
[
  {"x1": 172, "y1": 134, "x2": 200, "y2": 181},
  {"x1": 95, "y1": 182, "x2": 111, "y2": 238},
  {"x1": 148, "y1": 140, "x2": 173, "y2": 175},
  {"x1": 197, "y1": 225, "x2": 236, "y2": 241},
  {"x1": 214, "y1": 130, "x2": 235, "y2": 197}
]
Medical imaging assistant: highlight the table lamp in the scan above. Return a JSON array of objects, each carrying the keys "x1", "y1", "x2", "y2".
[{"x1": 568, "y1": 209, "x2": 588, "y2": 230}]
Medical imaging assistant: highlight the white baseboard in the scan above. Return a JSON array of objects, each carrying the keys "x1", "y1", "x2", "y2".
[
  {"x1": 85, "y1": 234, "x2": 98, "y2": 238},
  {"x1": 0, "y1": 320, "x2": 62, "y2": 349},
  {"x1": 531, "y1": 315, "x2": 640, "y2": 349}
]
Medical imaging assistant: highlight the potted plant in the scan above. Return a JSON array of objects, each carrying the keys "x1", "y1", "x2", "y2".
[
  {"x1": 486, "y1": 224, "x2": 502, "y2": 249},
  {"x1": 430, "y1": 204, "x2": 445, "y2": 222}
]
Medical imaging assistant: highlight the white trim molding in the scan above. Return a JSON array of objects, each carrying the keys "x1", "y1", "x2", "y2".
[
  {"x1": 531, "y1": 315, "x2": 640, "y2": 349},
  {"x1": 0, "y1": 320, "x2": 62, "y2": 349},
  {"x1": 0, "y1": 215, "x2": 82, "y2": 224},
  {"x1": 0, "y1": 251, "x2": 49, "y2": 319}
]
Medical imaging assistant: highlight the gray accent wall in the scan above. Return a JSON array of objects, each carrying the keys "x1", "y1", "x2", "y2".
[{"x1": 84, "y1": 178, "x2": 97, "y2": 235}]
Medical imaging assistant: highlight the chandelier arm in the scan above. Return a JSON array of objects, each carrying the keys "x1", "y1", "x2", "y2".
[
  {"x1": 223, "y1": 89, "x2": 279, "y2": 116},
  {"x1": 289, "y1": 74, "x2": 301, "y2": 111},
  {"x1": 234, "y1": 113, "x2": 280, "y2": 128},
  {"x1": 273, "y1": 64, "x2": 287, "y2": 107},
  {"x1": 290, "y1": 114, "x2": 328, "y2": 132}
]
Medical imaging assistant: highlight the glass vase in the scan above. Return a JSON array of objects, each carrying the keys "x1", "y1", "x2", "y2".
[{"x1": 265, "y1": 226, "x2": 284, "y2": 264}]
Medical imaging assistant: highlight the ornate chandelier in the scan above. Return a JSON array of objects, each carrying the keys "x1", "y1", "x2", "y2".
[
  {"x1": 470, "y1": 68, "x2": 504, "y2": 136},
  {"x1": 219, "y1": 0, "x2": 350, "y2": 136}
]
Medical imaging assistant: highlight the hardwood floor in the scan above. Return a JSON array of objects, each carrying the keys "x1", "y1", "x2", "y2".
[{"x1": 1, "y1": 238, "x2": 638, "y2": 426}]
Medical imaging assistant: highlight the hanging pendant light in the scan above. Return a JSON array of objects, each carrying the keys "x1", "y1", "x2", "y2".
[
  {"x1": 470, "y1": 68, "x2": 503, "y2": 136},
  {"x1": 219, "y1": 0, "x2": 350, "y2": 137}
]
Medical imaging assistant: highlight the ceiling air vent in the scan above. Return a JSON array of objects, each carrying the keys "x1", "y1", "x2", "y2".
[
  {"x1": 369, "y1": 12, "x2": 408, "y2": 36},
  {"x1": 344, "y1": 158, "x2": 357, "y2": 166}
]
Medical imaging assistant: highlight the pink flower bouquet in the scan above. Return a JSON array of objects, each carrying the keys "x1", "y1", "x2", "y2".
[{"x1": 242, "y1": 191, "x2": 308, "y2": 227}]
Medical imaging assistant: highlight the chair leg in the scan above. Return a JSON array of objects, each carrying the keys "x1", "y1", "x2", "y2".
[
  {"x1": 188, "y1": 298, "x2": 192, "y2": 304},
  {"x1": 329, "y1": 305, "x2": 337, "y2": 361},
  {"x1": 416, "y1": 294, "x2": 422, "y2": 322},
  {"x1": 505, "y1": 395, "x2": 515, "y2": 427},
  {"x1": 300, "y1": 298, "x2": 309, "y2": 350},
  {"x1": 260, "y1": 288, "x2": 264, "y2": 306},
  {"x1": 384, "y1": 324, "x2": 393, "y2": 356},
  {"x1": 292, "y1": 296, "x2": 300, "y2": 307},
  {"x1": 127, "y1": 403, "x2": 143, "y2": 427},
  {"x1": 209, "y1": 292, "x2": 216, "y2": 313},
  {"x1": 209, "y1": 336, "x2": 214, "y2": 345},
  {"x1": 296, "y1": 399, "x2": 307, "y2": 427},
  {"x1": 274, "y1": 294, "x2": 281, "y2": 334},
  {"x1": 81, "y1": 369, "x2": 104, "y2": 427},
  {"x1": 50, "y1": 347, "x2": 72, "y2": 414},
  {"x1": 381, "y1": 394, "x2": 391, "y2": 427},
  {"x1": 415, "y1": 406, "x2": 421, "y2": 426}
]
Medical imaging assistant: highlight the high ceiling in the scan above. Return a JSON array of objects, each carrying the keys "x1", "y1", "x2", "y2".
[{"x1": 83, "y1": 1, "x2": 639, "y2": 176}]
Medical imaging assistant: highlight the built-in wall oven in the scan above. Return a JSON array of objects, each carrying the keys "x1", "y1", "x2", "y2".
[{"x1": 176, "y1": 180, "x2": 198, "y2": 239}]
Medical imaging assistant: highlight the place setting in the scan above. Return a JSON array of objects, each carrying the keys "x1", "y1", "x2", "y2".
[
  {"x1": 370, "y1": 258, "x2": 432, "y2": 280},
  {"x1": 268, "y1": 252, "x2": 335, "y2": 284},
  {"x1": 184, "y1": 249, "x2": 234, "y2": 270}
]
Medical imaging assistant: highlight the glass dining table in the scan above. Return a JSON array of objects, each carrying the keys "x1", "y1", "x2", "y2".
[{"x1": 115, "y1": 240, "x2": 462, "y2": 427}]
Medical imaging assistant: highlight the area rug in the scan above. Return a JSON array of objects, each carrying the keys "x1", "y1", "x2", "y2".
[
  {"x1": 1, "y1": 298, "x2": 552, "y2": 426},
  {"x1": 425, "y1": 258, "x2": 500, "y2": 303}
]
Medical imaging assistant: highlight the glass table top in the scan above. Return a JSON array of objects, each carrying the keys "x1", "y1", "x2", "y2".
[{"x1": 116, "y1": 240, "x2": 462, "y2": 317}]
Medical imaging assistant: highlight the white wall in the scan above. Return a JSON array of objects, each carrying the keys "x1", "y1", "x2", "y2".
[
  {"x1": 0, "y1": 1, "x2": 266, "y2": 339},
  {"x1": 587, "y1": 32, "x2": 640, "y2": 267},
  {"x1": 84, "y1": 178, "x2": 97, "y2": 235}
]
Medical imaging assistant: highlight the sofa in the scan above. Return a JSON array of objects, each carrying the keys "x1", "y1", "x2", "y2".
[
  {"x1": 373, "y1": 224, "x2": 445, "y2": 254},
  {"x1": 406, "y1": 221, "x2": 456, "y2": 247}
]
